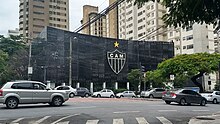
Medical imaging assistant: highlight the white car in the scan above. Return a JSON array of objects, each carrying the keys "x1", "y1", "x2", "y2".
[
  {"x1": 201, "y1": 91, "x2": 220, "y2": 104},
  {"x1": 55, "y1": 86, "x2": 77, "y2": 98},
  {"x1": 92, "y1": 89, "x2": 115, "y2": 98},
  {"x1": 116, "y1": 91, "x2": 136, "y2": 98}
]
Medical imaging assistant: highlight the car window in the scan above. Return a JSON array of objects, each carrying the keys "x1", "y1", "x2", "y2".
[
  {"x1": 215, "y1": 92, "x2": 220, "y2": 95},
  {"x1": 107, "y1": 90, "x2": 112, "y2": 92},
  {"x1": 182, "y1": 90, "x2": 191, "y2": 94},
  {"x1": 124, "y1": 91, "x2": 128, "y2": 93},
  {"x1": 57, "y1": 87, "x2": 63, "y2": 90},
  {"x1": 11, "y1": 83, "x2": 33, "y2": 89},
  {"x1": 33, "y1": 83, "x2": 46, "y2": 90},
  {"x1": 63, "y1": 87, "x2": 70, "y2": 90},
  {"x1": 156, "y1": 89, "x2": 165, "y2": 92}
]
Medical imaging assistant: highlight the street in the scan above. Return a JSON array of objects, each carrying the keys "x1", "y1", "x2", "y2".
[{"x1": 0, "y1": 97, "x2": 219, "y2": 124}]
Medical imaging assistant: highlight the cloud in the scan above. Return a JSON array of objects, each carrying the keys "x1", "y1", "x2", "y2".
[{"x1": 0, "y1": 0, "x2": 108, "y2": 36}]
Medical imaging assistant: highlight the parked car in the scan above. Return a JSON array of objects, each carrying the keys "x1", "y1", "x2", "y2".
[
  {"x1": 140, "y1": 88, "x2": 165, "y2": 98},
  {"x1": 201, "y1": 91, "x2": 220, "y2": 104},
  {"x1": 162, "y1": 89, "x2": 207, "y2": 106},
  {"x1": 55, "y1": 86, "x2": 77, "y2": 98},
  {"x1": 0, "y1": 81, "x2": 69, "y2": 109},
  {"x1": 116, "y1": 91, "x2": 136, "y2": 98},
  {"x1": 92, "y1": 89, "x2": 115, "y2": 98},
  {"x1": 76, "y1": 87, "x2": 91, "y2": 97}
]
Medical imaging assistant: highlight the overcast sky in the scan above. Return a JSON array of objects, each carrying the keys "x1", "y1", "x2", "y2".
[{"x1": 0, "y1": 0, "x2": 108, "y2": 36}]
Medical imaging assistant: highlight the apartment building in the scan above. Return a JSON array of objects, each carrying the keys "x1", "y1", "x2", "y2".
[
  {"x1": 19, "y1": 0, "x2": 69, "y2": 39},
  {"x1": 118, "y1": 0, "x2": 167, "y2": 41},
  {"x1": 8, "y1": 28, "x2": 19, "y2": 36}
]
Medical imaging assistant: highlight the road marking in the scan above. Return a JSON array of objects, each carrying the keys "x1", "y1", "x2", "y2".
[
  {"x1": 11, "y1": 118, "x2": 24, "y2": 123},
  {"x1": 57, "y1": 121, "x2": 69, "y2": 124},
  {"x1": 86, "y1": 120, "x2": 99, "y2": 124},
  {"x1": 113, "y1": 119, "x2": 124, "y2": 124},
  {"x1": 51, "y1": 114, "x2": 79, "y2": 124},
  {"x1": 156, "y1": 117, "x2": 172, "y2": 124},
  {"x1": 61, "y1": 106, "x2": 97, "y2": 110},
  {"x1": 158, "y1": 110, "x2": 177, "y2": 112},
  {"x1": 192, "y1": 110, "x2": 210, "y2": 112},
  {"x1": 34, "y1": 116, "x2": 50, "y2": 124},
  {"x1": 136, "y1": 117, "x2": 149, "y2": 124},
  {"x1": 113, "y1": 111, "x2": 140, "y2": 114}
]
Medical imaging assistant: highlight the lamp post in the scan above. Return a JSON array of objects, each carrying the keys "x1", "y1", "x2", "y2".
[{"x1": 24, "y1": 37, "x2": 33, "y2": 80}]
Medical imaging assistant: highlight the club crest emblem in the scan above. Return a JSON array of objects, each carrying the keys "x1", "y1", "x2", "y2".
[{"x1": 107, "y1": 41, "x2": 126, "y2": 74}]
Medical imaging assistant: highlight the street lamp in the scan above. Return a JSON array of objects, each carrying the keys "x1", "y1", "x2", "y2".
[{"x1": 24, "y1": 37, "x2": 33, "y2": 80}]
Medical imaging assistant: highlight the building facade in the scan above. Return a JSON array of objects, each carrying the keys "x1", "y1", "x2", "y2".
[
  {"x1": 19, "y1": 0, "x2": 69, "y2": 39},
  {"x1": 8, "y1": 28, "x2": 19, "y2": 36},
  {"x1": 118, "y1": 1, "x2": 167, "y2": 41},
  {"x1": 31, "y1": 27, "x2": 174, "y2": 89}
]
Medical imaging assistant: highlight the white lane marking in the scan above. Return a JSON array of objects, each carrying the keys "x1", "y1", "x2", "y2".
[
  {"x1": 192, "y1": 110, "x2": 210, "y2": 112},
  {"x1": 113, "y1": 119, "x2": 124, "y2": 124},
  {"x1": 12, "y1": 118, "x2": 24, "y2": 123},
  {"x1": 113, "y1": 111, "x2": 140, "y2": 114},
  {"x1": 86, "y1": 120, "x2": 99, "y2": 124},
  {"x1": 61, "y1": 106, "x2": 97, "y2": 110},
  {"x1": 136, "y1": 117, "x2": 149, "y2": 124},
  {"x1": 34, "y1": 116, "x2": 50, "y2": 124},
  {"x1": 51, "y1": 114, "x2": 79, "y2": 124},
  {"x1": 156, "y1": 117, "x2": 172, "y2": 124},
  {"x1": 158, "y1": 110, "x2": 177, "y2": 112},
  {"x1": 57, "y1": 121, "x2": 69, "y2": 124}
]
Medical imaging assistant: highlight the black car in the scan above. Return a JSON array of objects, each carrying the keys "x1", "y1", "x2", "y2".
[
  {"x1": 162, "y1": 89, "x2": 207, "y2": 106},
  {"x1": 76, "y1": 87, "x2": 91, "y2": 97}
]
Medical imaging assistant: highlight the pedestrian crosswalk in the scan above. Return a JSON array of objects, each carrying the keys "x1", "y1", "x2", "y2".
[{"x1": 1, "y1": 115, "x2": 177, "y2": 124}]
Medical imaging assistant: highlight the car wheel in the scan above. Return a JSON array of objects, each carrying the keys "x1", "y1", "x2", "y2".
[
  {"x1": 149, "y1": 94, "x2": 154, "y2": 98},
  {"x1": 69, "y1": 93, "x2": 75, "y2": 98},
  {"x1": 120, "y1": 95, "x2": 124, "y2": 98},
  {"x1": 97, "y1": 94, "x2": 101, "y2": 98},
  {"x1": 213, "y1": 99, "x2": 218, "y2": 104},
  {"x1": 110, "y1": 95, "x2": 114, "y2": 98},
  {"x1": 52, "y1": 96, "x2": 63, "y2": 107},
  {"x1": 6, "y1": 97, "x2": 18, "y2": 109},
  {"x1": 132, "y1": 96, "x2": 135, "y2": 98},
  {"x1": 180, "y1": 98, "x2": 186, "y2": 106},
  {"x1": 165, "y1": 101, "x2": 171, "y2": 104},
  {"x1": 85, "y1": 93, "x2": 89, "y2": 98},
  {"x1": 200, "y1": 99, "x2": 206, "y2": 106}
]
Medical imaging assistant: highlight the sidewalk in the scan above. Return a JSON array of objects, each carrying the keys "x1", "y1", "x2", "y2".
[{"x1": 189, "y1": 112, "x2": 220, "y2": 124}]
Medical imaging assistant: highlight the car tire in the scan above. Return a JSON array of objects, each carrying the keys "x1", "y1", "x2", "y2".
[
  {"x1": 213, "y1": 99, "x2": 218, "y2": 104},
  {"x1": 149, "y1": 94, "x2": 154, "y2": 98},
  {"x1": 85, "y1": 93, "x2": 89, "y2": 98},
  {"x1": 165, "y1": 101, "x2": 171, "y2": 104},
  {"x1": 132, "y1": 96, "x2": 135, "y2": 98},
  {"x1": 180, "y1": 98, "x2": 186, "y2": 106},
  {"x1": 69, "y1": 93, "x2": 75, "y2": 98},
  {"x1": 110, "y1": 95, "x2": 114, "y2": 98},
  {"x1": 6, "y1": 97, "x2": 19, "y2": 109},
  {"x1": 97, "y1": 94, "x2": 101, "y2": 98},
  {"x1": 120, "y1": 95, "x2": 124, "y2": 98},
  {"x1": 200, "y1": 99, "x2": 206, "y2": 106},
  {"x1": 52, "y1": 96, "x2": 63, "y2": 107}
]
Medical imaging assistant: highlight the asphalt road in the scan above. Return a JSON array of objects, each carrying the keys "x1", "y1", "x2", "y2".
[{"x1": 0, "y1": 97, "x2": 219, "y2": 124}]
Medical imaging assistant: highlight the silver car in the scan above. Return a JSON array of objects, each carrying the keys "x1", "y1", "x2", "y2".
[
  {"x1": 0, "y1": 81, "x2": 69, "y2": 109},
  {"x1": 116, "y1": 91, "x2": 136, "y2": 98},
  {"x1": 140, "y1": 88, "x2": 165, "y2": 98}
]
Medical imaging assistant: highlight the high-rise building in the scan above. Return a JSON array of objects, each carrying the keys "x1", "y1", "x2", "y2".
[
  {"x1": 107, "y1": 0, "x2": 118, "y2": 39},
  {"x1": 118, "y1": 1, "x2": 167, "y2": 41},
  {"x1": 8, "y1": 28, "x2": 19, "y2": 36},
  {"x1": 19, "y1": 0, "x2": 69, "y2": 39}
]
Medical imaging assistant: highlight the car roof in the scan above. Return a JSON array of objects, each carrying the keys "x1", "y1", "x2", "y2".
[{"x1": 8, "y1": 80, "x2": 43, "y2": 84}]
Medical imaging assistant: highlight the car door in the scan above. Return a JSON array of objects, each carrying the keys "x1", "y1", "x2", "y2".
[
  {"x1": 77, "y1": 88, "x2": 83, "y2": 96},
  {"x1": 181, "y1": 90, "x2": 194, "y2": 103},
  {"x1": 11, "y1": 83, "x2": 33, "y2": 103},
  {"x1": 101, "y1": 89, "x2": 107, "y2": 97},
  {"x1": 155, "y1": 89, "x2": 165, "y2": 97},
  {"x1": 190, "y1": 91, "x2": 202, "y2": 104},
  {"x1": 32, "y1": 83, "x2": 51, "y2": 103}
]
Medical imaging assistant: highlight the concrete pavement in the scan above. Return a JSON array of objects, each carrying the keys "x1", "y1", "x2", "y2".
[{"x1": 189, "y1": 112, "x2": 220, "y2": 124}]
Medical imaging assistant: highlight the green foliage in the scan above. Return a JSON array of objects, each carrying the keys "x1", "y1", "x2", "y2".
[
  {"x1": 127, "y1": 69, "x2": 142, "y2": 91},
  {"x1": 0, "y1": 35, "x2": 28, "y2": 83},
  {"x1": 144, "y1": 70, "x2": 165, "y2": 88},
  {"x1": 129, "y1": 0, "x2": 220, "y2": 30}
]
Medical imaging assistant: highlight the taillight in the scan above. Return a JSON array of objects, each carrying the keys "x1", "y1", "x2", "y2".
[
  {"x1": 162, "y1": 91, "x2": 166, "y2": 95},
  {"x1": 0, "y1": 90, "x2": 3, "y2": 96},
  {"x1": 170, "y1": 93, "x2": 176, "y2": 98}
]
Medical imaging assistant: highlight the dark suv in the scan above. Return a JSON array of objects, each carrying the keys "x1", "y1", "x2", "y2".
[{"x1": 76, "y1": 87, "x2": 91, "y2": 97}]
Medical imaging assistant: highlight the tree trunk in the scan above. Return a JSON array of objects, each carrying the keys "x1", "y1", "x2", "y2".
[{"x1": 191, "y1": 72, "x2": 204, "y2": 93}]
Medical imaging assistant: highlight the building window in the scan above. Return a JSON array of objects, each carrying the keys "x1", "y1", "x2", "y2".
[
  {"x1": 33, "y1": 5, "x2": 44, "y2": 9},
  {"x1": 33, "y1": 0, "x2": 44, "y2": 2},
  {"x1": 186, "y1": 26, "x2": 193, "y2": 31},
  {"x1": 169, "y1": 32, "x2": 173, "y2": 37},
  {"x1": 183, "y1": 46, "x2": 186, "y2": 49},
  {"x1": 186, "y1": 35, "x2": 193, "y2": 40},
  {"x1": 187, "y1": 44, "x2": 194, "y2": 49},
  {"x1": 33, "y1": 11, "x2": 44, "y2": 15}
]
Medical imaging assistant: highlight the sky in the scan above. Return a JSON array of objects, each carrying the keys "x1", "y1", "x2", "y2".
[{"x1": 0, "y1": 0, "x2": 108, "y2": 36}]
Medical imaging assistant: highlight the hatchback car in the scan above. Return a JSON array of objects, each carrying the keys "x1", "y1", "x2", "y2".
[
  {"x1": 140, "y1": 88, "x2": 165, "y2": 98},
  {"x1": 0, "y1": 81, "x2": 69, "y2": 109},
  {"x1": 92, "y1": 89, "x2": 115, "y2": 98},
  {"x1": 162, "y1": 89, "x2": 207, "y2": 106},
  {"x1": 76, "y1": 87, "x2": 91, "y2": 97},
  {"x1": 55, "y1": 86, "x2": 77, "y2": 98},
  {"x1": 116, "y1": 91, "x2": 136, "y2": 98}
]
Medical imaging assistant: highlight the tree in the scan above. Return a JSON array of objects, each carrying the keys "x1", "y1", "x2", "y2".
[
  {"x1": 144, "y1": 70, "x2": 165, "y2": 88},
  {"x1": 156, "y1": 53, "x2": 220, "y2": 92},
  {"x1": 127, "y1": 69, "x2": 142, "y2": 91},
  {"x1": 130, "y1": 0, "x2": 220, "y2": 30}
]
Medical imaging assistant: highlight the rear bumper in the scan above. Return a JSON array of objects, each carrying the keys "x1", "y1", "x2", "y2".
[
  {"x1": 162, "y1": 97, "x2": 179, "y2": 103},
  {"x1": 0, "y1": 96, "x2": 4, "y2": 103}
]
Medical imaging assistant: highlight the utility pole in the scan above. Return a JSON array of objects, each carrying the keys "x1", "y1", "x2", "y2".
[
  {"x1": 25, "y1": 37, "x2": 33, "y2": 80},
  {"x1": 69, "y1": 37, "x2": 72, "y2": 86}
]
